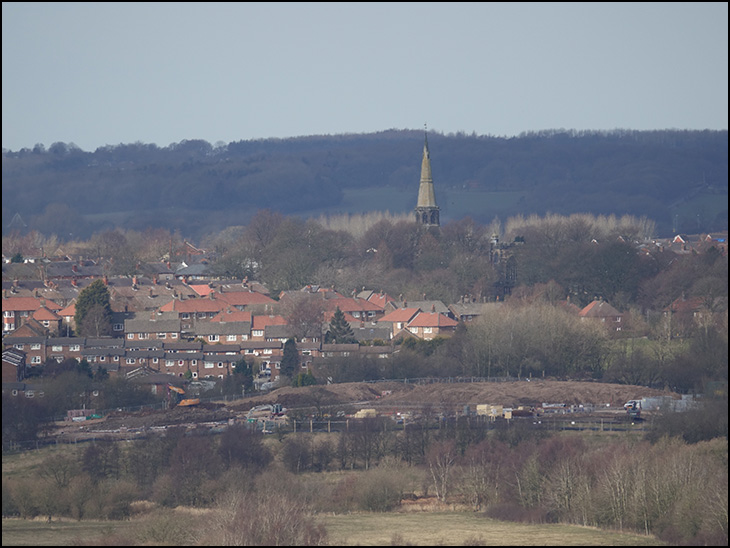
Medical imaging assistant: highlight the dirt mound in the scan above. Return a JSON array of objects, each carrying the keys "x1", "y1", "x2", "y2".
[
  {"x1": 375, "y1": 379, "x2": 673, "y2": 408},
  {"x1": 62, "y1": 380, "x2": 676, "y2": 437},
  {"x1": 231, "y1": 379, "x2": 676, "y2": 412},
  {"x1": 100, "y1": 405, "x2": 235, "y2": 430}
]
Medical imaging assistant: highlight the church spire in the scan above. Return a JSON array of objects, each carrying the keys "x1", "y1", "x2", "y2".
[{"x1": 415, "y1": 124, "x2": 440, "y2": 227}]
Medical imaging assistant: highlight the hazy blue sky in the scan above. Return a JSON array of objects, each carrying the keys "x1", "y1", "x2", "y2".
[{"x1": 2, "y1": 2, "x2": 727, "y2": 152}]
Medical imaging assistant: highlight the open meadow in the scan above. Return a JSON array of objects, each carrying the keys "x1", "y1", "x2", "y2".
[{"x1": 2, "y1": 512, "x2": 666, "y2": 546}]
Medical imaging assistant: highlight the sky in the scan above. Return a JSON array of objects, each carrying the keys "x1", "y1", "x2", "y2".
[{"x1": 2, "y1": 2, "x2": 728, "y2": 152}]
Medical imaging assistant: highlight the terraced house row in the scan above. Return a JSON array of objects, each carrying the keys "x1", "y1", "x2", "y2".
[{"x1": 2, "y1": 266, "x2": 467, "y2": 385}]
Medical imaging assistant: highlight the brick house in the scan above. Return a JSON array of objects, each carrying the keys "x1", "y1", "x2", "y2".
[
  {"x1": 46, "y1": 337, "x2": 86, "y2": 362},
  {"x1": 2, "y1": 348, "x2": 27, "y2": 383},
  {"x1": 377, "y1": 307, "x2": 421, "y2": 338},
  {"x1": 406, "y1": 311, "x2": 459, "y2": 339},
  {"x1": 193, "y1": 320, "x2": 251, "y2": 344},
  {"x1": 5, "y1": 336, "x2": 47, "y2": 367},
  {"x1": 579, "y1": 300, "x2": 624, "y2": 332},
  {"x1": 124, "y1": 317, "x2": 182, "y2": 342},
  {"x1": 324, "y1": 296, "x2": 386, "y2": 324},
  {"x1": 159, "y1": 295, "x2": 228, "y2": 334},
  {"x1": 249, "y1": 315, "x2": 287, "y2": 340},
  {"x1": 2, "y1": 296, "x2": 63, "y2": 333}
]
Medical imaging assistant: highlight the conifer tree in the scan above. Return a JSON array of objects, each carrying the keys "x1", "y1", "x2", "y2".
[
  {"x1": 74, "y1": 279, "x2": 113, "y2": 337},
  {"x1": 280, "y1": 338, "x2": 299, "y2": 380},
  {"x1": 327, "y1": 307, "x2": 357, "y2": 344}
]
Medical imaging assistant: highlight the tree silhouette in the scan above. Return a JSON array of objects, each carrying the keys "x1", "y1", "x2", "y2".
[
  {"x1": 74, "y1": 279, "x2": 112, "y2": 337},
  {"x1": 280, "y1": 338, "x2": 300, "y2": 380},
  {"x1": 326, "y1": 307, "x2": 357, "y2": 344}
]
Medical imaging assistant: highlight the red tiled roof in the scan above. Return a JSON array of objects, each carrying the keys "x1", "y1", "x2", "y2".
[
  {"x1": 32, "y1": 307, "x2": 61, "y2": 321},
  {"x1": 211, "y1": 308, "x2": 252, "y2": 322},
  {"x1": 579, "y1": 300, "x2": 621, "y2": 318},
  {"x1": 379, "y1": 308, "x2": 421, "y2": 323},
  {"x1": 218, "y1": 291, "x2": 277, "y2": 307},
  {"x1": 366, "y1": 292, "x2": 397, "y2": 309},
  {"x1": 667, "y1": 296, "x2": 704, "y2": 314},
  {"x1": 2, "y1": 296, "x2": 62, "y2": 311},
  {"x1": 59, "y1": 303, "x2": 76, "y2": 317},
  {"x1": 252, "y1": 315, "x2": 288, "y2": 329},
  {"x1": 407, "y1": 311, "x2": 458, "y2": 328},
  {"x1": 189, "y1": 284, "x2": 213, "y2": 297}
]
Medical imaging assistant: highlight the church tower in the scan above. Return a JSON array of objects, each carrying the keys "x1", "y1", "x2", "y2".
[{"x1": 414, "y1": 129, "x2": 440, "y2": 227}]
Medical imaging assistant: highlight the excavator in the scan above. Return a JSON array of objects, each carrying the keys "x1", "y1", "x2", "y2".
[{"x1": 168, "y1": 384, "x2": 200, "y2": 407}]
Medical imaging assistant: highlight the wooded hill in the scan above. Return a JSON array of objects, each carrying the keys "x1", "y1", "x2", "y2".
[{"x1": 2, "y1": 129, "x2": 727, "y2": 241}]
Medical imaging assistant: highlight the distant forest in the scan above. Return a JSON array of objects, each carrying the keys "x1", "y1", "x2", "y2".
[{"x1": 2, "y1": 129, "x2": 727, "y2": 241}]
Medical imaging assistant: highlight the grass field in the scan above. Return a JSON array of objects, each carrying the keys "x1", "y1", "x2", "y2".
[
  {"x1": 2, "y1": 512, "x2": 665, "y2": 546},
  {"x1": 319, "y1": 512, "x2": 665, "y2": 546},
  {"x1": 2, "y1": 518, "x2": 138, "y2": 547}
]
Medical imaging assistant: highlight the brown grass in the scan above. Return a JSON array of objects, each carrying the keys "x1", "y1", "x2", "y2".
[
  {"x1": 2, "y1": 511, "x2": 667, "y2": 546},
  {"x1": 318, "y1": 512, "x2": 666, "y2": 546}
]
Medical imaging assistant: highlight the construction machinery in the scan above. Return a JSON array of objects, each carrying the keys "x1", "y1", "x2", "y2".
[
  {"x1": 624, "y1": 399, "x2": 642, "y2": 420},
  {"x1": 168, "y1": 384, "x2": 200, "y2": 407}
]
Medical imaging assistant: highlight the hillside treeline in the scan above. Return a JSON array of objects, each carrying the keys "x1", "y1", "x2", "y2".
[
  {"x1": 2, "y1": 129, "x2": 727, "y2": 240},
  {"x1": 2, "y1": 419, "x2": 727, "y2": 545}
]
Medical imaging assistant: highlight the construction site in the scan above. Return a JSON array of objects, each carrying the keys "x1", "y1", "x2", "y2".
[{"x1": 47, "y1": 378, "x2": 684, "y2": 443}]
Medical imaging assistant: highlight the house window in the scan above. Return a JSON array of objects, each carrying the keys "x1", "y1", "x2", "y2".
[
  {"x1": 139, "y1": 333, "x2": 149, "y2": 339},
  {"x1": 208, "y1": 335, "x2": 219, "y2": 342},
  {"x1": 423, "y1": 327, "x2": 433, "y2": 334},
  {"x1": 100, "y1": 356, "x2": 106, "y2": 362},
  {"x1": 113, "y1": 323, "x2": 123, "y2": 331},
  {"x1": 70, "y1": 345, "x2": 80, "y2": 351},
  {"x1": 127, "y1": 333, "x2": 134, "y2": 339},
  {"x1": 166, "y1": 360, "x2": 175, "y2": 367},
  {"x1": 31, "y1": 356, "x2": 42, "y2": 364},
  {"x1": 171, "y1": 333, "x2": 178, "y2": 339},
  {"x1": 153, "y1": 358, "x2": 159, "y2": 364},
  {"x1": 31, "y1": 343, "x2": 41, "y2": 350},
  {"x1": 3, "y1": 311, "x2": 14, "y2": 318},
  {"x1": 52, "y1": 345, "x2": 63, "y2": 352},
  {"x1": 158, "y1": 333, "x2": 166, "y2": 339},
  {"x1": 113, "y1": 356, "x2": 119, "y2": 362},
  {"x1": 181, "y1": 313, "x2": 190, "y2": 320},
  {"x1": 205, "y1": 361, "x2": 214, "y2": 369},
  {"x1": 178, "y1": 360, "x2": 185, "y2": 366},
  {"x1": 218, "y1": 362, "x2": 224, "y2": 368},
  {"x1": 25, "y1": 390, "x2": 34, "y2": 398},
  {"x1": 227, "y1": 335, "x2": 237, "y2": 342},
  {"x1": 14, "y1": 344, "x2": 24, "y2": 350},
  {"x1": 252, "y1": 330, "x2": 263, "y2": 337},
  {"x1": 192, "y1": 372, "x2": 198, "y2": 378},
  {"x1": 126, "y1": 358, "x2": 136, "y2": 364}
]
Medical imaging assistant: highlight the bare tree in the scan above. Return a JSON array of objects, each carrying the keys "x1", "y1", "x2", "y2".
[{"x1": 427, "y1": 439, "x2": 458, "y2": 502}]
